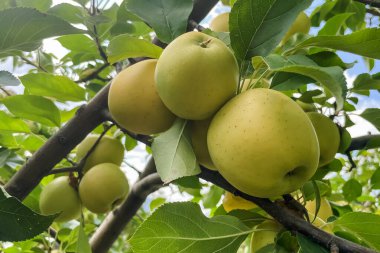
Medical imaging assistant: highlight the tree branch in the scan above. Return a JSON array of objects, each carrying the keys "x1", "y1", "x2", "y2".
[
  {"x1": 347, "y1": 134, "x2": 380, "y2": 151},
  {"x1": 76, "y1": 63, "x2": 110, "y2": 83},
  {"x1": 354, "y1": 0, "x2": 380, "y2": 8}
]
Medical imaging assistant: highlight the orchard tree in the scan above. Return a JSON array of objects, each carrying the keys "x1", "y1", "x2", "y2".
[{"x1": 1, "y1": 0, "x2": 380, "y2": 252}]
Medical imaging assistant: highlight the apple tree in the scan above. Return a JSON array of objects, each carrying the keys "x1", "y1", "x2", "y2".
[{"x1": 0, "y1": 0, "x2": 380, "y2": 252}]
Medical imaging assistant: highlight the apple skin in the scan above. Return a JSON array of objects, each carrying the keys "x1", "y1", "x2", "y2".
[
  {"x1": 307, "y1": 112, "x2": 340, "y2": 167},
  {"x1": 208, "y1": 88, "x2": 320, "y2": 198},
  {"x1": 210, "y1": 12, "x2": 229, "y2": 32},
  {"x1": 155, "y1": 31, "x2": 239, "y2": 120},
  {"x1": 281, "y1": 12, "x2": 311, "y2": 44},
  {"x1": 305, "y1": 197, "x2": 333, "y2": 221},
  {"x1": 108, "y1": 59, "x2": 176, "y2": 135},
  {"x1": 76, "y1": 135, "x2": 125, "y2": 172},
  {"x1": 79, "y1": 163, "x2": 129, "y2": 213},
  {"x1": 222, "y1": 192, "x2": 257, "y2": 212},
  {"x1": 191, "y1": 118, "x2": 217, "y2": 170},
  {"x1": 39, "y1": 176, "x2": 81, "y2": 222},
  {"x1": 251, "y1": 220, "x2": 282, "y2": 252}
]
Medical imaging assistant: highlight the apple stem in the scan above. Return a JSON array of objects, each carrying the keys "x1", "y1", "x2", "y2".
[{"x1": 200, "y1": 38, "x2": 212, "y2": 48}]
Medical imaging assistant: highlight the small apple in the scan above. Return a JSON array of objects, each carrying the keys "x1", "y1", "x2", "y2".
[
  {"x1": 281, "y1": 12, "x2": 311, "y2": 44},
  {"x1": 251, "y1": 220, "x2": 282, "y2": 252},
  {"x1": 155, "y1": 31, "x2": 239, "y2": 120},
  {"x1": 307, "y1": 112, "x2": 340, "y2": 167},
  {"x1": 79, "y1": 163, "x2": 129, "y2": 213},
  {"x1": 222, "y1": 191, "x2": 257, "y2": 212},
  {"x1": 305, "y1": 197, "x2": 333, "y2": 221},
  {"x1": 76, "y1": 134, "x2": 125, "y2": 172},
  {"x1": 39, "y1": 176, "x2": 81, "y2": 222},
  {"x1": 108, "y1": 59, "x2": 176, "y2": 135},
  {"x1": 210, "y1": 12, "x2": 229, "y2": 32},
  {"x1": 191, "y1": 118, "x2": 217, "y2": 170},
  {"x1": 208, "y1": 88, "x2": 319, "y2": 198}
]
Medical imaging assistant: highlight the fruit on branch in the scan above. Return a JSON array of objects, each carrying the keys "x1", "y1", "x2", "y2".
[
  {"x1": 108, "y1": 59, "x2": 176, "y2": 135},
  {"x1": 209, "y1": 12, "x2": 229, "y2": 32},
  {"x1": 241, "y1": 78, "x2": 270, "y2": 91},
  {"x1": 76, "y1": 134, "x2": 125, "y2": 172},
  {"x1": 208, "y1": 88, "x2": 319, "y2": 198},
  {"x1": 307, "y1": 112, "x2": 340, "y2": 167},
  {"x1": 79, "y1": 163, "x2": 129, "y2": 213},
  {"x1": 296, "y1": 100, "x2": 317, "y2": 112},
  {"x1": 305, "y1": 197, "x2": 333, "y2": 221},
  {"x1": 39, "y1": 176, "x2": 81, "y2": 222},
  {"x1": 251, "y1": 220, "x2": 282, "y2": 252},
  {"x1": 281, "y1": 12, "x2": 311, "y2": 44},
  {"x1": 222, "y1": 191, "x2": 257, "y2": 212},
  {"x1": 155, "y1": 31, "x2": 239, "y2": 120},
  {"x1": 191, "y1": 118, "x2": 216, "y2": 170}
]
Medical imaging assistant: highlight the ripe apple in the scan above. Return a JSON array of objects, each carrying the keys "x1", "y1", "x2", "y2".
[
  {"x1": 155, "y1": 31, "x2": 239, "y2": 120},
  {"x1": 108, "y1": 59, "x2": 176, "y2": 135},
  {"x1": 209, "y1": 12, "x2": 229, "y2": 32},
  {"x1": 251, "y1": 220, "x2": 282, "y2": 252},
  {"x1": 222, "y1": 191, "x2": 257, "y2": 212},
  {"x1": 307, "y1": 112, "x2": 340, "y2": 167},
  {"x1": 79, "y1": 163, "x2": 129, "y2": 213},
  {"x1": 191, "y1": 118, "x2": 217, "y2": 170},
  {"x1": 39, "y1": 176, "x2": 81, "y2": 222},
  {"x1": 281, "y1": 12, "x2": 311, "y2": 44},
  {"x1": 208, "y1": 88, "x2": 319, "y2": 198},
  {"x1": 305, "y1": 197, "x2": 333, "y2": 221},
  {"x1": 76, "y1": 134, "x2": 125, "y2": 172}
]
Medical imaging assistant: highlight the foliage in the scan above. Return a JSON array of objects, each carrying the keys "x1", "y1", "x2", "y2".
[{"x1": 0, "y1": 0, "x2": 379, "y2": 252}]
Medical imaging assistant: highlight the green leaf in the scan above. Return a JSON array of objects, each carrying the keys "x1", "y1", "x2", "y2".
[
  {"x1": 360, "y1": 108, "x2": 380, "y2": 131},
  {"x1": 342, "y1": 179, "x2": 362, "y2": 202},
  {"x1": 47, "y1": 3, "x2": 85, "y2": 24},
  {"x1": 227, "y1": 210, "x2": 267, "y2": 228},
  {"x1": 271, "y1": 72, "x2": 313, "y2": 91},
  {"x1": 352, "y1": 73, "x2": 380, "y2": 91},
  {"x1": 76, "y1": 225, "x2": 92, "y2": 253},
  {"x1": 334, "y1": 212, "x2": 380, "y2": 251},
  {"x1": 20, "y1": 73, "x2": 86, "y2": 102},
  {"x1": 256, "y1": 54, "x2": 347, "y2": 110},
  {"x1": 15, "y1": 0, "x2": 52, "y2": 12},
  {"x1": 129, "y1": 202, "x2": 251, "y2": 253},
  {"x1": 57, "y1": 34, "x2": 98, "y2": 54},
  {"x1": 371, "y1": 168, "x2": 380, "y2": 190},
  {"x1": 126, "y1": 0, "x2": 193, "y2": 44},
  {"x1": 0, "y1": 8, "x2": 83, "y2": 55},
  {"x1": 307, "y1": 51, "x2": 354, "y2": 70},
  {"x1": 0, "y1": 111, "x2": 30, "y2": 133},
  {"x1": 152, "y1": 119, "x2": 201, "y2": 183},
  {"x1": 150, "y1": 197, "x2": 166, "y2": 211},
  {"x1": 294, "y1": 28, "x2": 380, "y2": 59},
  {"x1": 297, "y1": 234, "x2": 329, "y2": 253},
  {"x1": 107, "y1": 35, "x2": 163, "y2": 64},
  {"x1": 318, "y1": 13, "x2": 353, "y2": 36},
  {"x1": 0, "y1": 71, "x2": 21, "y2": 86},
  {"x1": 2, "y1": 95, "x2": 61, "y2": 127},
  {"x1": 230, "y1": 0, "x2": 312, "y2": 60},
  {"x1": 203, "y1": 185, "x2": 224, "y2": 209},
  {"x1": 0, "y1": 187, "x2": 56, "y2": 242}
]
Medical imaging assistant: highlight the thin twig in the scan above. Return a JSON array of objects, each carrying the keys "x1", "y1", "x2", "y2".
[
  {"x1": 353, "y1": 0, "x2": 380, "y2": 8},
  {"x1": 346, "y1": 151, "x2": 357, "y2": 171},
  {"x1": 47, "y1": 166, "x2": 80, "y2": 175},
  {"x1": 0, "y1": 87, "x2": 12, "y2": 96},
  {"x1": 20, "y1": 56, "x2": 48, "y2": 72},
  {"x1": 76, "y1": 63, "x2": 110, "y2": 83}
]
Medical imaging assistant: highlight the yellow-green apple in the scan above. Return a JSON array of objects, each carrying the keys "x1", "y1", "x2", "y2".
[
  {"x1": 305, "y1": 197, "x2": 334, "y2": 233},
  {"x1": 307, "y1": 112, "x2": 340, "y2": 167},
  {"x1": 79, "y1": 163, "x2": 129, "y2": 213},
  {"x1": 222, "y1": 191, "x2": 257, "y2": 212},
  {"x1": 155, "y1": 31, "x2": 239, "y2": 120},
  {"x1": 76, "y1": 134, "x2": 125, "y2": 172},
  {"x1": 251, "y1": 220, "x2": 282, "y2": 252},
  {"x1": 210, "y1": 12, "x2": 229, "y2": 32},
  {"x1": 108, "y1": 59, "x2": 176, "y2": 135},
  {"x1": 281, "y1": 12, "x2": 311, "y2": 44},
  {"x1": 191, "y1": 118, "x2": 217, "y2": 170},
  {"x1": 39, "y1": 176, "x2": 81, "y2": 222},
  {"x1": 208, "y1": 88, "x2": 319, "y2": 198}
]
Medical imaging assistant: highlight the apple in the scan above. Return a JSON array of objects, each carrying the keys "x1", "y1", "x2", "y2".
[
  {"x1": 307, "y1": 112, "x2": 340, "y2": 167},
  {"x1": 222, "y1": 191, "x2": 257, "y2": 212},
  {"x1": 79, "y1": 163, "x2": 129, "y2": 213},
  {"x1": 281, "y1": 12, "x2": 311, "y2": 44},
  {"x1": 209, "y1": 12, "x2": 229, "y2": 32},
  {"x1": 191, "y1": 118, "x2": 217, "y2": 170},
  {"x1": 108, "y1": 59, "x2": 176, "y2": 135},
  {"x1": 208, "y1": 88, "x2": 319, "y2": 198},
  {"x1": 296, "y1": 100, "x2": 317, "y2": 112},
  {"x1": 251, "y1": 220, "x2": 282, "y2": 252},
  {"x1": 76, "y1": 134, "x2": 125, "y2": 172},
  {"x1": 39, "y1": 176, "x2": 81, "y2": 222},
  {"x1": 305, "y1": 197, "x2": 333, "y2": 221},
  {"x1": 155, "y1": 31, "x2": 239, "y2": 120}
]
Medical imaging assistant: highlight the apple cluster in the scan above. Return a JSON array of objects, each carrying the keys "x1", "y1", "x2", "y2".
[{"x1": 39, "y1": 135, "x2": 129, "y2": 222}]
